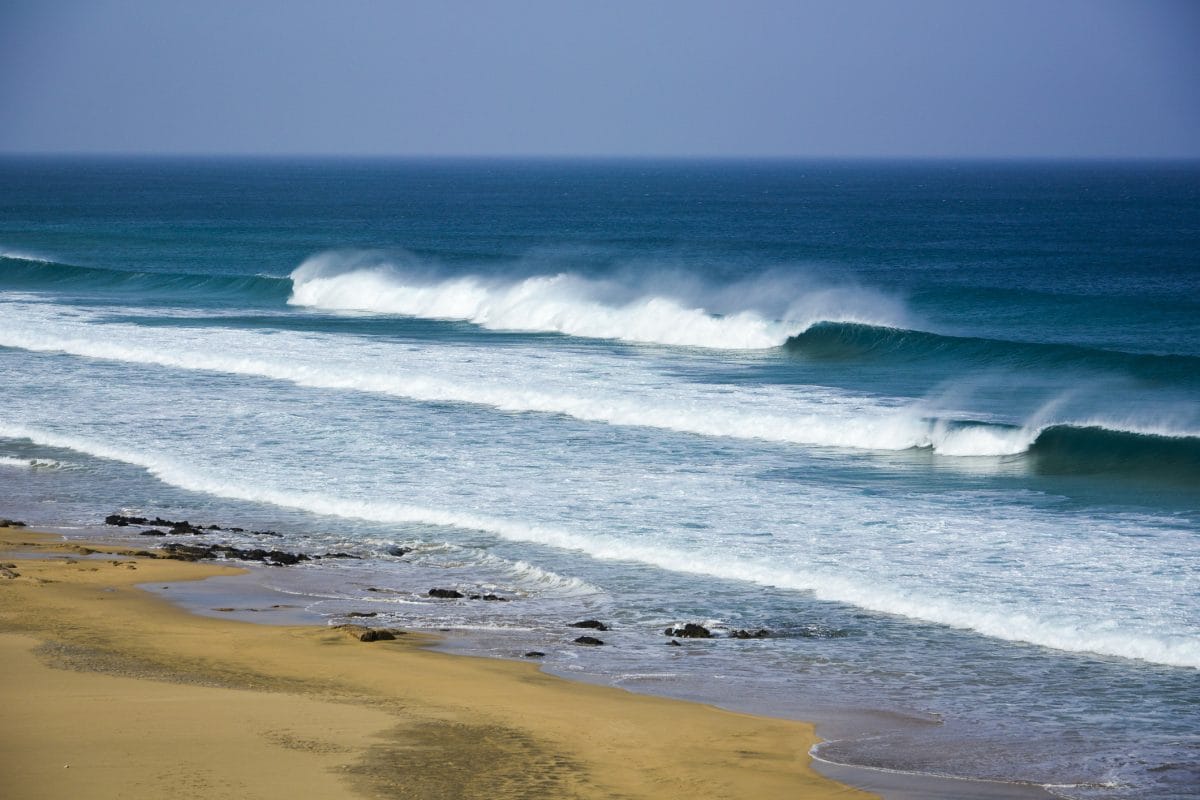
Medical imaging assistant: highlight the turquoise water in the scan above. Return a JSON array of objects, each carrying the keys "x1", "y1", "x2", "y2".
[{"x1": 1, "y1": 158, "x2": 1197, "y2": 797}]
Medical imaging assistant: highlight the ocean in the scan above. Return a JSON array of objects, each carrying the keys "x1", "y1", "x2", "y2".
[{"x1": 1, "y1": 157, "x2": 1197, "y2": 798}]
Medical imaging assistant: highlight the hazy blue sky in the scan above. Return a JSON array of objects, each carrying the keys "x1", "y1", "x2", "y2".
[{"x1": 2, "y1": 0, "x2": 1197, "y2": 158}]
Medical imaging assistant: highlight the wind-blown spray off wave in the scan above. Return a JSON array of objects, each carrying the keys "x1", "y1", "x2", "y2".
[
  {"x1": 1, "y1": 423, "x2": 1196, "y2": 669},
  {"x1": 287, "y1": 250, "x2": 910, "y2": 349}
]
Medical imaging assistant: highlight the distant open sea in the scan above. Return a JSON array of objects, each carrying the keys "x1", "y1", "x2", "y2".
[{"x1": 2, "y1": 157, "x2": 1197, "y2": 798}]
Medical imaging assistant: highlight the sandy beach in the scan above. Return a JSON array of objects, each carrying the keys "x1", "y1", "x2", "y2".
[{"x1": 0, "y1": 524, "x2": 874, "y2": 800}]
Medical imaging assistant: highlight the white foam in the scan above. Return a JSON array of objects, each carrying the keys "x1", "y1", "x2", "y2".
[
  {"x1": 502, "y1": 559, "x2": 601, "y2": 596},
  {"x1": 287, "y1": 251, "x2": 909, "y2": 350},
  {"x1": 0, "y1": 455, "x2": 65, "y2": 469},
  {"x1": 927, "y1": 422, "x2": 1037, "y2": 457},
  {"x1": 1, "y1": 421, "x2": 1195, "y2": 669},
  {"x1": 0, "y1": 302, "x2": 1027, "y2": 456}
]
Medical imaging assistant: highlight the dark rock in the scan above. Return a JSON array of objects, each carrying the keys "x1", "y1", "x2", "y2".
[
  {"x1": 160, "y1": 543, "x2": 217, "y2": 561},
  {"x1": 664, "y1": 623, "x2": 711, "y2": 639},
  {"x1": 263, "y1": 549, "x2": 306, "y2": 566},
  {"x1": 105, "y1": 514, "x2": 147, "y2": 527},
  {"x1": 469, "y1": 593, "x2": 509, "y2": 601},
  {"x1": 573, "y1": 636, "x2": 604, "y2": 646},
  {"x1": 569, "y1": 620, "x2": 609, "y2": 631},
  {"x1": 0, "y1": 518, "x2": 27, "y2": 527},
  {"x1": 524, "y1": 651, "x2": 546, "y2": 658},
  {"x1": 228, "y1": 527, "x2": 245, "y2": 533},
  {"x1": 730, "y1": 628, "x2": 771, "y2": 639},
  {"x1": 428, "y1": 588, "x2": 464, "y2": 599},
  {"x1": 666, "y1": 639, "x2": 681, "y2": 646},
  {"x1": 138, "y1": 529, "x2": 168, "y2": 537},
  {"x1": 320, "y1": 552, "x2": 360, "y2": 559},
  {"x1": 158, "y1": 542, "x2": 310, "y2": 566},
  {"x1": 336, "y1": 624, "x2": 400, "y2": 642},
  {"x1": 346, "y1": 611, "x2": 378, "y2": 618},
  {"x1": 386, "y1": 546, "x2": 413, "y2": 557},
  {"x1": 207, "y1": 524, "x2": 222, "y2": 530}
]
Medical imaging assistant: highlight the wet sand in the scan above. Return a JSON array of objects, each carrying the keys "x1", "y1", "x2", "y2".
[{"x1": 0, "y1": 525, "x2": 875, "y2": 799}]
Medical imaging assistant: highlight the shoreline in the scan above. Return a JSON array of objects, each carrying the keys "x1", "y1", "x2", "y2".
[{"x1": 0, "y1": 523, "x2": 877, "y2": 799}]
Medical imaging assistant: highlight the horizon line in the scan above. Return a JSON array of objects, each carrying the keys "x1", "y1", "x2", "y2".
[{"x1": 2, "y1": 151, "x2": 1199, "y2": 163}]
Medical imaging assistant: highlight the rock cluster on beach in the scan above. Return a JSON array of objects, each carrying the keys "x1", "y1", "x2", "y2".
[
  {"x1": 96, "y1": 513, "x2": 839, "y2": 654},
  {"x1": 104, "y1": 513, "x2": 361, "y2": 566},
  {"x1": 159, "y1": 542, "x2": 311, "y2": 566},
  {"x1": 106, "y1": 514, "x2": 280, "y2": 537}
]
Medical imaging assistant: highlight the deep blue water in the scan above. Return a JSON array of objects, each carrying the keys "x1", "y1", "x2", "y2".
[{"x1": 2, "y1": 158, "x2": 1198, "y2": 798}]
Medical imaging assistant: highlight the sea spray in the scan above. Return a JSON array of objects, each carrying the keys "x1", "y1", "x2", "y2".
[{"x1": 287, "y1": 250, "x2": 910, "y2": 349}]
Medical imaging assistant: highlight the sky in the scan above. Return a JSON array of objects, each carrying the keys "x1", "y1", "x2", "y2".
[{"x1": 1, "y1": 0, "x2": 1198, "y2": 158}]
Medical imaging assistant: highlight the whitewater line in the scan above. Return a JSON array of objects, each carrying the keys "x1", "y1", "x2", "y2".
[
  {"x1": 0, "y1": 326, "x2": 1038, "y2": 456},
  {"x1": 1, "y1": 421, "x2": 1194, "y2": 669}
]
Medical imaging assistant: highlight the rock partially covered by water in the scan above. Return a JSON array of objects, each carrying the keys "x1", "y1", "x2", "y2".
[
  {"x1": 730, "y1": 628, "x2": 771, "y2": 639},
  {"x1": 524, "y1": 651, "x2": 546, "y2": 658},
  {"x1": 0, "y1": 518, "x2": 28, "y2": 528},
  {"x1": 664, "y1": 623, "x2": 711, "y2": 638},
  {"x1": 105, "y1": 514, "x2": 146, "y2": 527},
  {"x1": 428, "y1": 588, "x2": 464, "y2": 599},
  {"x1": 105, "y1": 513, "x2": 284, "y2": 536},
  {"x1": 159, "y1": 542, "x2": 311, "y2": 566},
  {"x1": 159, "y1": 543, "x2": 215, "y2": 561},
  {"x1": 573, "y1": 636, "x2": 604, "y2": 646},
  {"x1": 569, "y1": 619, "x2": 609, "y2": 631}
]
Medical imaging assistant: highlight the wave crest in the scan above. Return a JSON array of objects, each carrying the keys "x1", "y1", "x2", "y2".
[{"x1": 287, "y1": 251, "x2": 909, "y2": 349}]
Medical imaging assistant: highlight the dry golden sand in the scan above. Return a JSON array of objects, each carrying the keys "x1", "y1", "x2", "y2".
[{"x1": 0, "y1": 526, "x2": 875, "y2": 800}]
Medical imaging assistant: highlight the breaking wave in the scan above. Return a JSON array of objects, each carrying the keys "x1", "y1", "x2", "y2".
[
  {"x1": 1, "y1": 307, "x2": 1197, "y2": 469},
  {"x1": 287, "y1": 250, "x2": 909, "y2": 349}
]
